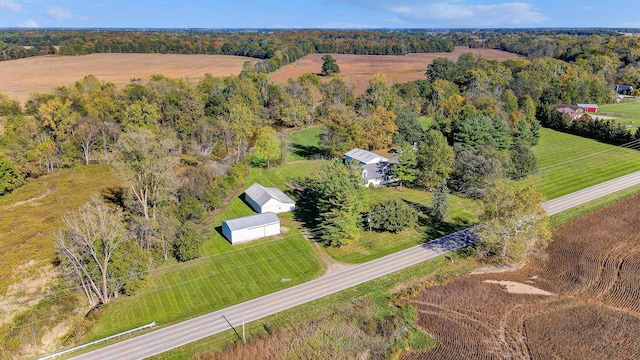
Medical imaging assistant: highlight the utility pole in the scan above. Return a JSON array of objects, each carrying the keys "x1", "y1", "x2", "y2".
[
  {"x1": 367, "y1": 212, "x2": 372, "y2": 248},
  {"x1": 242, "y1": 312, "x2": 246, "y2": 344},
  {"x1": 221, "y1": 314, "x2": 242, "y2": 343}
]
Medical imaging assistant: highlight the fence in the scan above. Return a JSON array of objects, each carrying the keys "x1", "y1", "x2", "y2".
[{"x1": 37, "y1": 322, "x2": 156, "y2": 359}]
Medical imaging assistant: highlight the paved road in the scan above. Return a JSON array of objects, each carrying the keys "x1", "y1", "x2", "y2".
[
  {"x1": 543, "y1": 170, "x2": 640, "y2": 215},
  {"x1": 72, "y1": 170, "x2": 640, "y2": 359}
]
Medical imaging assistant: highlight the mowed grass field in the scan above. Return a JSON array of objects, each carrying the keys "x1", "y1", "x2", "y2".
[
  {"x1": 597, "y1": 97, "x2": 640, "y2": 129},
  {"x1": 0, "y1": 53, "x2": 259, "y2": 104},
  {"x1": 269, "y1": 46, "x2": 524, "y2": 95},
  {"x1": 527, "y1": 128, "x2": 640, "y2": 199}
]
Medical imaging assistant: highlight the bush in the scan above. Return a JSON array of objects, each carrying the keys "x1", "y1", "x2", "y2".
[
  {"x1": 0, "y1": 153, "x2": 23, "y2": 195},
  {"x1": 370, "y1": 199, "x2": 418, "y2": 233}
]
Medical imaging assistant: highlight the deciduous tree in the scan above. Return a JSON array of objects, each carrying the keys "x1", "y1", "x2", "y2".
[
  {"x1": 369, "y1": 199, "x2": 418, "y2": 233},
  {"x1": 55, "y1": 196, "x2": 148, "y2": 306},
  {"x1": 321, "y1": 54, "x2": 340, "y2": 76},
  {"x1": 416, "y1": 130, "x2": 454, "y2": 190},
  {"x1": 473, "y1": 181, "x2": 551, "y2": 264}
]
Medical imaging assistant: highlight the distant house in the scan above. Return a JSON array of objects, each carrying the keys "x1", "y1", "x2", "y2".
[
  {"x1": 615, "y1": 84, "x2": 633, "y2": 96},
  {"x1": 222, "y1": 212, "x2": 280, "y2": 244},
  {"x1": 555, "y1": 104, "x2": 585, "y2": 120},
  {"x1": 344, "y1": 148, "x2": 398, "y2": 187},
  {"x1": 577, "y1": 103, "x2": 599, "y2": 113},
  {"x1": 244, "y1": 183, "x2": 296, "y2": 214}
]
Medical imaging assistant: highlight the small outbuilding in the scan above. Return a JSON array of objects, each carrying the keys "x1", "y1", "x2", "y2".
[
  {"x1": 222, "y1": 212, "x2": 280, "y2": 245},
  {"x1": 244, "y1": 183, "x2": 296, "y2": 214}
]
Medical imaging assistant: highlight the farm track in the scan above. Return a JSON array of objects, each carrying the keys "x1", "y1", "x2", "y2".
[{"x1": 406, "y1": 194, "x2": 640, "y2": 359}]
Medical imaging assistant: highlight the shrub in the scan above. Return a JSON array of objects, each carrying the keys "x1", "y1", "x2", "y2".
[{"x1": 370, "y1": 199, "x2": 418, "y2": 233}]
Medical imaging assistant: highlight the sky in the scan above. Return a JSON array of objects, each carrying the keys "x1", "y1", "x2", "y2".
[{"x1": 1, "y1": 0, "x2": 639, "y2": 29}]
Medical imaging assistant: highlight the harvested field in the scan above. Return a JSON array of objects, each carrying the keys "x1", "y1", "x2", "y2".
[
  {"x1": 404, "y1": 194, "x2": 640, "y2": 359},
  {"x1": 269, "y1": 46, "x2": 524, "y2": 94},
  {"x1": 0, "y1": 53, "x2": 258, "y2": 104}
]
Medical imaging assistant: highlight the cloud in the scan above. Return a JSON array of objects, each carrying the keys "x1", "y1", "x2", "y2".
[
  {"x1": 45, "y1": 6, "x2": 74, "y2": 20},
  {"x1": 0, "y1": 0, "x2": 22, "y2": 12},
  {"x1": 334, "y1": 0, "x2": 550, "y2": 27},
  {"x1": 582, "y1": 6, "x2": 593, "y2": 11},
  {"x1": 20, "y1": 19, "x2": 39, "y2": 28}
]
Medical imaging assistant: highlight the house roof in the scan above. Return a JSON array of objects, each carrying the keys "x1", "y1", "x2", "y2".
[
  {"x1": 616, "y1": 84, "x2": 633, "y2": 90},
  {"x1": 577, "y1": 103, "x2": 599, "y2": 109},
  {"x1": 345, "y1": 148, "x2": 388, "y2": 165},
  {"x1": 223, "y1": 212, "x2": 280, "y2": 231},
  {"x1": 555, "y1": 104, "x2": 581, "y2": 111},
  {"x1": 245, "y1": 183, "x2": 295, "y2": 207}
]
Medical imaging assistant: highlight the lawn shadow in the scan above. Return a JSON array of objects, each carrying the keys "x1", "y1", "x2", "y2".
[
  {"x1": 214, "y1": 225, "x2": 234, "y2": 245},
  {"x1": 423, "y1": 216, "x2": 471, "y2": 243},
  {"x1": 290, "y1": 143, "x2": 324, "y2": 160}
]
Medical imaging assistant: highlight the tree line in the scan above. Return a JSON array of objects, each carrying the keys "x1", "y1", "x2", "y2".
[{"x1": 0, "y1": 29, "x2": 460, "y2": 64}]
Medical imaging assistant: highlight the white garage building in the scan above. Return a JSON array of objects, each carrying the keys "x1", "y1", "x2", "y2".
[
  {"x1": 222, "y1": 212, "x2": 281, "y2": 244},
  {"x1": 244, "y1": 183, "x2": 296, "y2": 214}
]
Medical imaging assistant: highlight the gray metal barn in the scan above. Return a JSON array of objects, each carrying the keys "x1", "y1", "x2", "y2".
[{"x1": 222, "y1": 212, "x2": 280, "y2": 244}]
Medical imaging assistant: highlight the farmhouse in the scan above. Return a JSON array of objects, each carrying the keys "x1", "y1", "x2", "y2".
[
  {"x1": 345, "y1": 148, "x2": 389, "y2": 165},
  {"x1": 244, "y1": 183, "x2": 296, "y2": 214},
  {"x1": 577, "y1": 103, "x2": 599, "y2": 113},
  {"x1": 344, "y1": 148, "x2": 398, "y2": 187},
  {"x1": 555, "y1": 104, "x2": 585, "y2": 120},
  {"x1": 222, "y1": 212, "x2": 280, "y2": 244}
]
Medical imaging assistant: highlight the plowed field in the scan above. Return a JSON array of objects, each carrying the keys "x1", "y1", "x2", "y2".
[
  {"x1": 405, "y1": 194, "x2": 640, "y2": 359},
  {"x1": 0, "y1": 53, "x2": 258, "y2": 104},
  {"x1": 269, "y1": 46, "x2": 524, "y2": 94}
]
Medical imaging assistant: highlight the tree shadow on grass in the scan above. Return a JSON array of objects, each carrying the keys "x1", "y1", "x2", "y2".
[
  {"x1": 291, "y1": 144, "x2": 324, "y2": 160},
  {"x1": 423, "y1": 216, "x2": 471, "y2": 242},
  {"x1": 102, "y1": 186, "x2": 127, "y2": 208}
]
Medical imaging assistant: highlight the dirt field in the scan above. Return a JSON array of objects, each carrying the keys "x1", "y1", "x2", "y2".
[
  {"x1": 269, "y1": 46, "x2": 524, "y2": 94},
  {"x1": 404, "y1": 194, "x2": 640, "y2": 359},
  {"x1": 0, "y1": 53, "x2": 258, "y2": 104}
]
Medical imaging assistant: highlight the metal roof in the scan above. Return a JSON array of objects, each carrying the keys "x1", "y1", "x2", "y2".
[
  {"x1": 223, "y1": 212, "x2": 280, "y2": 231},
  {"x1": 245, "y1": 183, "x2": 295, "y2": 207},
  {"x1": 345, "y1": 148, "x2": 388, "y2": 165}
]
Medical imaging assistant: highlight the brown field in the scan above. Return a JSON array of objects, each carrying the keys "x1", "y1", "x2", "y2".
[
  {"x1": 404, "y1": 194, "x2": 640, "y2": 360},
  {"x1": 0, "y1": 53, "x2": 259, "y2": 104},
  {"x1": 269, "y1": 46, "x2": 524, "y2": 94}
]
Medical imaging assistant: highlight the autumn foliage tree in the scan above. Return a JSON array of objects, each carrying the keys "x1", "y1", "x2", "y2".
[{"x1": 473, "y1": 181, "x2": 551, "y2": 264}]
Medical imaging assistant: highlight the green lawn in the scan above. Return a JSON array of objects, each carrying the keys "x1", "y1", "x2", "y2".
[
  {"x1": 597, "y1": 98, "x2": 640, "y2": 129},
  {"x1": 286, "y1": 125, "x2": 323, "y2": 162},
  {"x1": 526, "y1": 128, "x2": 640, "y2": 199},
  {"x1": 420, "y1": 116, "x2": 433, "y2": 130}
]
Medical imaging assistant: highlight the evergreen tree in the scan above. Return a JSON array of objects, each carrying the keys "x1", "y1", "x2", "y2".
[{"x1": 430, "y1": 182, "x2": 449, "y2": 222}]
